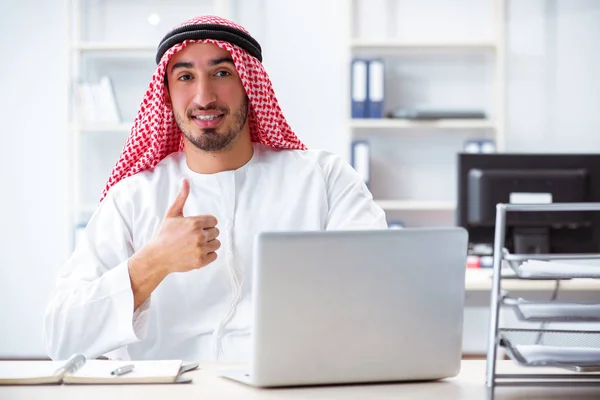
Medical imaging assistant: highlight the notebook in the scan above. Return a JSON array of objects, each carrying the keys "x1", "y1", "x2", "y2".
[{"x1": 0, "y1": 354, "x2": 198, "y2": 385}]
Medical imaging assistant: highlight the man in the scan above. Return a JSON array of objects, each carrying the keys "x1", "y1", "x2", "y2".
[{"x1": 44, "y1": 15, "x2": 387, "y2": 362}]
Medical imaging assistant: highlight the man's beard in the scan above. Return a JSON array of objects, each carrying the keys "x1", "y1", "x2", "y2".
[{"x1": 176, "y1": 96, "x2": 249, "y2": 152}]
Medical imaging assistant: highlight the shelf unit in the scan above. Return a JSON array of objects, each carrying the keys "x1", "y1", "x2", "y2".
[
  {"x1": 350, "y1": 119, "x2": 497, "y2": 130},
  {"x1": 67, "y1": 0, "x2": 233, "y2": 249},
  {"x1": 73, "y1": 43, "x2": 159, "y2": 51},
  {"x1": 348, "y1": 0, "x2": 506, "y2": 227},
  {"x1": 374, "y1": 200, "x2": 455, "y2": 211},
  {"x1": 486, "y1": 203, "x2": 600, "y2": 399},
  {"x1": 350, "y1": 40, "x2": 498, "y2": 51}
]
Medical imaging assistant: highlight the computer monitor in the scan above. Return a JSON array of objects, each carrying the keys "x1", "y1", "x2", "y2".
[{"x1": 457, "y1": 153, "x2": 600, "y2": 255}]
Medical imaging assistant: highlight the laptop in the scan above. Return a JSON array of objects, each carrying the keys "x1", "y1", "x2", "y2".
[{"x1": 221, "y1": 227, "x2": 468, "y2": 387}]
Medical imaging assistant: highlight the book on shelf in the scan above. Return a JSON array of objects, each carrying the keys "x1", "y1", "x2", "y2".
[
  {"x1": 75, "y1": 76, "x2": 122, "y2": 125},
  {"x1": 350, "y1": 140, "x2": 371, "y2": 187},
  {"x1": 0, "y1": 354, "x2": 196, "y2": 385}
]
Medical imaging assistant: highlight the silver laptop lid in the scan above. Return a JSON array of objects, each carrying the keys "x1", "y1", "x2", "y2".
[{"x1": 250, "y1": 228, "x2": 468, "y2": 387}]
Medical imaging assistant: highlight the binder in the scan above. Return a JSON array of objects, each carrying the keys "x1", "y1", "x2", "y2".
[
  {"x1": 463, "y1": 139, "x2": 496, "y2": 154},
  {"x1": 388, "y1": 220, "x2": 405, "y2": 229},
  {"x1": 480, "y1": 139, "x2": 496, "y2": 153},
  {"x1": 367, "y1": 59, "x2": 384, "y2": 118},
  {"x1": 463, "y1": 140, "x2": 481, "y2": 153},
  {"x1": 350, "y1": 59, "x2": 369, "y2": 118},
  {"x1": 350, "y1": 140, "x2": 371, "y2": 187}
]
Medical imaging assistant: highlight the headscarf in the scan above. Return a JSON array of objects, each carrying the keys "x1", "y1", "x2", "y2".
[{"x1": 101, "y1": 15, "x2": 306, "y2": 201}]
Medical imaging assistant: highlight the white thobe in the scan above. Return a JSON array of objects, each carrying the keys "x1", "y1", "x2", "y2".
[{"x1": 43, "y1": 143, "x2": 387, "y2": 362}]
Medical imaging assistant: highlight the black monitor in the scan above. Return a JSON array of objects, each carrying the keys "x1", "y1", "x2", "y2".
[{"x1": 457, "y1": 153, "x2": 600, "y2": 255}]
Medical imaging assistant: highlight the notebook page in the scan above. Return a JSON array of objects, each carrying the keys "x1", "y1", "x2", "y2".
[
  {"x1": 68, "y1": 360, "x2": 182, "y2": 380},
  {"x1": 0, "y1": 361, "x2": 65, "y2": 380}
]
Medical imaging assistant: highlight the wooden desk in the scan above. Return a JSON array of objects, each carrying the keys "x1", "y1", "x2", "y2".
[{"x1": 2, "y1": 361, "x2": 599, "y2": 399}]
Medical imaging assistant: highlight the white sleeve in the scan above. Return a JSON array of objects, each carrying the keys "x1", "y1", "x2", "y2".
[
  {"x1": 321, "y1": 153, "x2": 388, "y2": 230},
  {"x1": 43, "y1": 184, "x2": 150, "y2": 360}
]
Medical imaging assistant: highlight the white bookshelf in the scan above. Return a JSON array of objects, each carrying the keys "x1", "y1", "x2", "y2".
[
  {"x1": 351, "y1": 119, "x2": 496, "y2": 130},
  {"x1": 349, "y1": 0, "x2": 506, "y2": 228},
  {"x1": 74, "y1": 43, "x2": 157, "y2": 51},
  {"x1": 69, "y1": 123, "x2": 133, "y2": 133},
  {"x1": 375, "y1": 200, "x2": 455, "y2": 211},
  {"x1": 350, "y1": 40, "x2": 497, "y2": 51}
]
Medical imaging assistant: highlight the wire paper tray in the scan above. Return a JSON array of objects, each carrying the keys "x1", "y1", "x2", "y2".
[
  {"x1": 500, "y1": 329, "x2": 600, "y2": 372},
  {"x1": 504, "y1": 298, "x2": 600, "y2": 322}
]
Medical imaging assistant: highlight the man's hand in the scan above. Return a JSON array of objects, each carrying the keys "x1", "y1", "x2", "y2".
[
  {"x1": 147, "y1": 177, "x2": 221, "y2": 273},
  {"x1": 128, "y1": 178, "x2": 221, "y2": 310}
]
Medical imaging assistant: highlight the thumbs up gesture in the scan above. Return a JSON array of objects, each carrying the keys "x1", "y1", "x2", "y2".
[{"x1": 140, "y1": 178, "x2": 221, "y2": 274}]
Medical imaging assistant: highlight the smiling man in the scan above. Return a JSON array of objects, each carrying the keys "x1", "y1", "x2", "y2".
[{"x1": 43, "y1": 15, "x2": 387, "y2": 362}]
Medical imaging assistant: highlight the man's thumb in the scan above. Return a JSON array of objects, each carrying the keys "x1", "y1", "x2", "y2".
[{"x1": 165, "y1": 178, "x2": 190, "y2": 218}]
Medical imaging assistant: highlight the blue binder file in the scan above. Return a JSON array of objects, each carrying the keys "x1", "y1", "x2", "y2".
[
  {"x1": 350, "y1": 140, "x2": 371, "y2": 187},
  {"x1": 367, "y1": 59, "x2": 384, "y2": 118},
  {"x1": 351, "y1": 59, "x2": 369, "y2": 118},
  {"x1": 388, "y1": 220, "x2": 405, "y2": 229}
]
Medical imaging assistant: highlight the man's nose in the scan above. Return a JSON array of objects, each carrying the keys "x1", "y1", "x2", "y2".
[{"x1": 192, "y1": 77, "x2": 217, "y2": 107}]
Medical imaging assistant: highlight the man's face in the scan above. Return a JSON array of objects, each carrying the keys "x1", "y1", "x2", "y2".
[{"x1": 166, "y1": 43, "x2": 249, "y2": 152}]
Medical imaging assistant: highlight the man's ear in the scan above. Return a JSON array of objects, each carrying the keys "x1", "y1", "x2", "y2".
[{"x1": 164, "y1": 81, "x2": 172, "y2": 110}]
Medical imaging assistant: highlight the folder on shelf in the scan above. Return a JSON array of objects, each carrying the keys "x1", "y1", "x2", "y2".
[
  {"x1": 463, "y1": 139, "x2": 496, "y2": 154},
  {"x1": 479, "y1": 139, "x2": 496, "y2": 153},
  {"x1": 0, "y1": 354, "x2": 196, "y2": 385},
  {"x1": 97, "y1": 76, "x2": 122, "y2": 124},
  {"x1": 350, "y1": 140, "x2": 371, "y2": 187},
  {"x1": 366, "y1": 59, "x2": 384, "y2": 119},
  {"x1": 76, "y1": 77, "x2": 121, "y2": 125},
  {"x1": 350, "y1": 58, "x2": 369, "y2": 118}
]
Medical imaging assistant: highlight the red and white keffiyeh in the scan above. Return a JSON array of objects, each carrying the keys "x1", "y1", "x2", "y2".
[{"x1": 101, "y1": 15, "x2": 306, "y2": 201}]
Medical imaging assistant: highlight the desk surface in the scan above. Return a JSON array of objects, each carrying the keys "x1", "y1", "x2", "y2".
[{"x1": 2, "y1": 360, "x2": 600, "y2": 399}]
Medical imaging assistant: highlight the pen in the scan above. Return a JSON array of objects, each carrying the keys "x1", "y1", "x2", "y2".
[{"x1": 110, "y1": 364, "x2": 135, "y2": 376}]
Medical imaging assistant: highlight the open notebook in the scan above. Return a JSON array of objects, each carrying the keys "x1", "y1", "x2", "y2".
[{"x1": 0, "y1": 354, "x2": 198, "y2": 385}]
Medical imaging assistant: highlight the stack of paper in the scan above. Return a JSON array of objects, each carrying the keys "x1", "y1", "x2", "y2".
[
  {"x1": 517, "y1": 260, "x2": 600, "y2": 278},
  {"x1": 516, "y1": 345, "x2": 600, "y2": 365},
  {"x1": 515, "y1": 298, "x2": 600, "y2": 321}
]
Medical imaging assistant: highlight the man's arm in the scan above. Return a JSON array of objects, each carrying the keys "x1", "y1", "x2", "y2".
[
  {"x1": 43, "y1": 186, "x2": 148, "y2": 361},
  {"x1": 43, "y1": 178, "x2": 220, "y2": 360},
  {"x1": 321, "y1": 152, "x2": 388, "y2": 230}
]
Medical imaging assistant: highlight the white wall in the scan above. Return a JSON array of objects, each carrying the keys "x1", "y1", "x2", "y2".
[
  {"x1": 0, "y1": 0, "x2": 69, "y2": 357},
  {"x1": 259, "y1": 0, "x2": 349, "y2": 157},
  {"x1": 506, "y1": 0, "x2": 600, "y2": 152},
  {"x1": 1, "y1": 0, "x2": 599, "y2": 358}
]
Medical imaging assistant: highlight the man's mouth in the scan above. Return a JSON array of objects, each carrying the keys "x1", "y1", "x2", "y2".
[
  {"x1": 191, "y1": 113, "x2": 225, "y2": 129},
  {"x1": 194, "y1": 114, "x2": 221, "y2": 121}
]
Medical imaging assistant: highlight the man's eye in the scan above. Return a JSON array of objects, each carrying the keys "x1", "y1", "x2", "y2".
[
  {"x1": 215, "y1": 71, "x2": 231, "y2": 77},
  {"x1": 177, "y1": 74, "x2": 192, "y2": 81}
]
